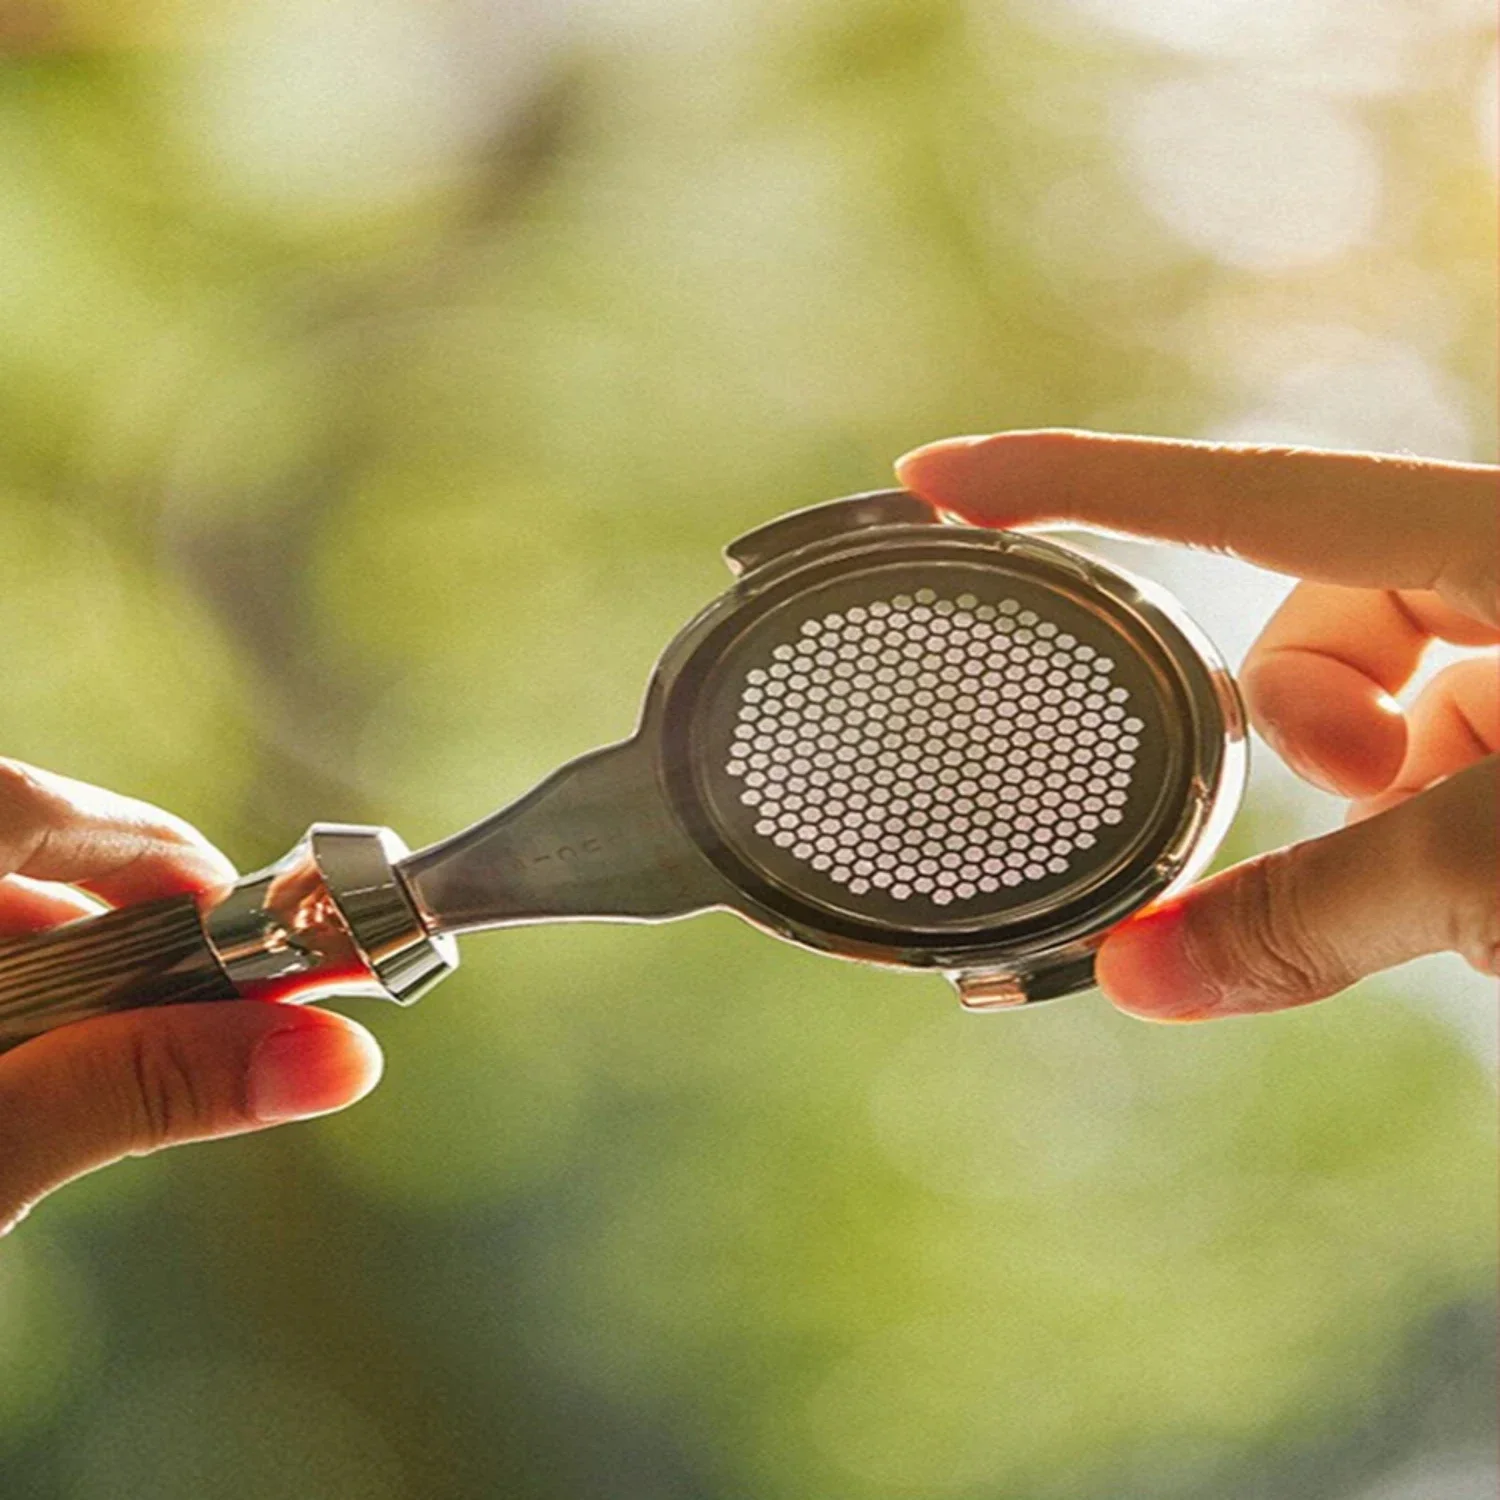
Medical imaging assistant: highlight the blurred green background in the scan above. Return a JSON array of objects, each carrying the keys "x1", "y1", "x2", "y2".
[{"x1": 0, "y1": 1, "x2": 1495, "y2": 1497}]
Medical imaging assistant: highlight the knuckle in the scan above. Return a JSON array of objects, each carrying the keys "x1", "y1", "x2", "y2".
[
  {"x1": 0, "y1": 758, "x2": 55, "y2": 833},
  {"x1": 0, "y1": 756, "x2": 46, "y2": 797},
  {"x1": 123, "y1": 1026, "x2": 213, "y2": 1154},
  {"x1": 1443, "y1": 849, "x2": 1500, "y2": 975},
  {"x1": 0, "y1": 760, "x2": 80, "y2": 879},
  {"x1": 1191, "y1": 850, "x2": 1347, "y2": 1005},
  {"x1": 134, "y1": 805, "x2": 200, "y2": 851},
  {"x1": 0, "y1": 761, "x2": 63, "y2": 875},
  {"x1": 1414, "y1": 760, "x2": 1499, "y2": 968},
  {"x1": 1215, "y1": 446, "x2": 1305, "y2": 555}
]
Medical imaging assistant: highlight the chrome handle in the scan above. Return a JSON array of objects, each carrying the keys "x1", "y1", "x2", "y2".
[
  {"x1": 0, "y1": 824, "x2": 458, "y2": 1053},
  {"x1": 0, "y1": 895, "x2": 236, "y2": 1051}
]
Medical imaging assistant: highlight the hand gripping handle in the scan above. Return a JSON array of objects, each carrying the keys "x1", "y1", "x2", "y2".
[{"x1": 0, "y1": 825, "x2": 458, "y2": 1054}]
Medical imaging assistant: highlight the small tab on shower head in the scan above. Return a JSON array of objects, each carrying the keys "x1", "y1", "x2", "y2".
[{"x1": 953, "y1": 970, "x2": 1030, "y2": 1010}]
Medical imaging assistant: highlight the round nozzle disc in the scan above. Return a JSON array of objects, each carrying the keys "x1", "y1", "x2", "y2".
[{"x1": 659, "y1": 523, "x2": 1238, "y2": 974}]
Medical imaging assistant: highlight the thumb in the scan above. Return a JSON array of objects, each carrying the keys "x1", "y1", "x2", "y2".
[
  {"x1": 0, "y1": 1002, "x2": 382, "y2": 1235},
  {"x1": 1097, "y1": 757, "x2": 1499, "y2": 1021}
]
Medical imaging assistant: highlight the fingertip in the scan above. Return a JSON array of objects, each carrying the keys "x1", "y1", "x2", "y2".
[
  {"x1": 167, "y1": 857, "x2": 238, "y2": 910},
  {"x1": 313, "y1": 1011, "x2": 385, "y2": 1106},
  {"x1": 1243, "y1": 652, "x2": 1408, "y2": 799},
  {"x1": 247, "y1": 1010, "x2": 384, "y2": 1124},
  {"x1": 896, "y1": 429, "x2": 1103, "y2": 530},
  {"x1": 152, "y1": 825, "x2": 239, "y2": 901},
  {"x1": 895, "y1": 433, "x2": 987, "y2": 476},
  {"x1": 1096, "y1": 901, "x2": 1217, "y2": 1022},
  {"x1": 894, "y1": 434, "x2": 1007, "y2": 513},
  {"x1": 190, "y1": 841, "x2": 239, "y2": 895}
]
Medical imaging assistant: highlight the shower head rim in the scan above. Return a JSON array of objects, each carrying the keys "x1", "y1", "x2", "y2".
[{"x1": 646, "y1": 519, "x2": 1241, "y2": 970}]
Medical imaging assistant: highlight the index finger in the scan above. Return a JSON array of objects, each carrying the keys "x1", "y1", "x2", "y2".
[
  {"x1": 894, "y1": 431, "x2": 1499, "y2": 626},
  {"x1": 0, "y1": 759, "x2": 236, "y2": 907}
]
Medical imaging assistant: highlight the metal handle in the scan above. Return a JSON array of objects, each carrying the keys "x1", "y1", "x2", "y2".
[
  {"x1": 399, "y1": 738, "x2": 731, "y2": 936},
  {"x1": 0, "y1": 824, "x2": 459, "y2": 1054},
  {"x1": 0, "y1": 895, "x2": 236, "y2": 1051}
]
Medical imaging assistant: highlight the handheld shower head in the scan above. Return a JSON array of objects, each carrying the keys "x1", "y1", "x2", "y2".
[
  {"x1": 401, "y1": 489, "x2": 1244, "y2": 1007},
  {"x1": 0, "y1": 490, "x2": 1244, "y2": 1048}
]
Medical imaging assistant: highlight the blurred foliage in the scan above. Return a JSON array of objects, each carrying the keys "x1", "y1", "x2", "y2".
[{"x1": 0, "y1": 1, "x2": 1494, "y2": 1497}]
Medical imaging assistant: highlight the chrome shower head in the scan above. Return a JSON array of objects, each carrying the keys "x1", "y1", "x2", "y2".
[
  {"x1": 400, "y1": 489, "x2": 1246, "y2": 1007},
  {"x1": 0, "y1": 489, "x2": 1245, "y2": 1050}
]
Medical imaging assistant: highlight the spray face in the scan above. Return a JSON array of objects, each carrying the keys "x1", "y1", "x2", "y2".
[
  {"x1": 0, "y1": 489, "x2": 1246, "y2": 1050},
  {"x1": 400, "y1": 490, "x2": 1245, "y2": 1007}
]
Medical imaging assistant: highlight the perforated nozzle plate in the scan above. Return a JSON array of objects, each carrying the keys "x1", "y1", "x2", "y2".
[
  {"x1": 725, "y1": 588, "x2": 1142, "y2": 903},
  {"x1": 676, "y1": 550, "x2": 1189, "y2": 943}
]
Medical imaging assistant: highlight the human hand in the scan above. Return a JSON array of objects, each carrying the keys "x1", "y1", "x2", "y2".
[
  {"x1": 0, "y1": 760, "x2": 382, "y2": 1234},
  {"x1": 895, "y1": 431, "x2": 1498, "y2": 1021}
]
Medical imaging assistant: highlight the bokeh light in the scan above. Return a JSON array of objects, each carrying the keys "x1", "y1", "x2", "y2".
[
  {"x1": 0, "y1": 1234, "x2": 97, "y2": 1445},
  {"x1": 1208, "y1": 328, "x2": 1473, "y2": 457},
  {"x1": 1119, "y1": 78, "x2": 1381, "y2": 272},
  {"x1": 64, "y1": 1361, "x2": 405, "y2": 1500},
  {"x1": 0, "y1": 0, "x2": 1493, "y2": 1497}
]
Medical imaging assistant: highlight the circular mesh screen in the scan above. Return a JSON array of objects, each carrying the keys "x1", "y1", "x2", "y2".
[{"x1": 716, "y1": 587, "x2": 1145, "y2": 908}]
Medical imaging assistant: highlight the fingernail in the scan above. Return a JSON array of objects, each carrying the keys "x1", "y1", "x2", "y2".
[
  {"x1": 894, "y1": 436, "x2": 986, "y2": 483},
  {"x1": 248, "y1": 1019, "x2": 383, "y2": 1123},
  {"x1": 1096, "y1": 901, "x2": 1221, "y2": 1021},
  {"x1": 893, "y1": 448, "x2": 936, "y2": 486}
]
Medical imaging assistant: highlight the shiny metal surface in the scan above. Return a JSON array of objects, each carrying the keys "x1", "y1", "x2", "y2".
[
  {"x1": 317, "y1": 826, "x2": 459, "y2": 1003},
  {"x1": 724, "y1": 490, "x2": 937, "y2": 576},
  {"x1": 399, "y1": 740, "x2": 728, "y2": 938},
  {"x1": 208, "y1": 824, "x2": 458, "y2": 1005},
  {"x1": 0, "y1": 823, "x2": 460, "y2": 1047}
]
